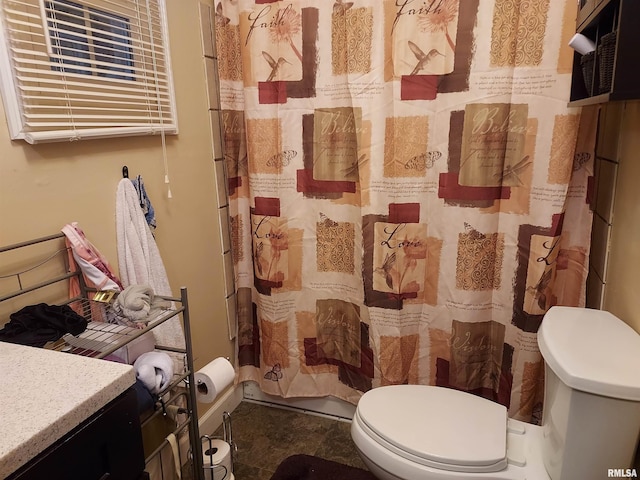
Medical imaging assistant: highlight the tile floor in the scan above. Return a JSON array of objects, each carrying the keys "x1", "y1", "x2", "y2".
[{"x1": 208, "y1": 401, "x2": 369, "y2": 480}]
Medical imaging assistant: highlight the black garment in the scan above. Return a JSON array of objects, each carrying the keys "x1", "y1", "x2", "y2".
[
  {"x1": 132, "y1": 378, "x2": 156, "y2": 415},
  {"x1": 0, "y1": 303, "x2": 88, "y2": 347}
]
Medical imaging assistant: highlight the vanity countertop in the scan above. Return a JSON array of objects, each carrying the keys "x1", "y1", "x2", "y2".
[{"x1": 0, "y1": 342, "x2": 135, "y2": 478}]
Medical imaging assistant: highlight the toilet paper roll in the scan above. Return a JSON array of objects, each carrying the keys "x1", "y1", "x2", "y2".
[
  {"x1": 569, "y1": 33, "x2": 596, "y2": 55},
  {"x1": 202, "y1": 438, "x2": 232, "y2": 480},
  {"x1": 195, "y1": 357, "x2": 235, "y2": 403}
]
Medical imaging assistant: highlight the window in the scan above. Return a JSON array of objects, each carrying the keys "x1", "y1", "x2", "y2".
[
  {"x1": 0, "y1": 0, "x2": 177, "y2": 143},
  {"x1": 47, "y1": 0, "x2": 135, "y2": 80}
]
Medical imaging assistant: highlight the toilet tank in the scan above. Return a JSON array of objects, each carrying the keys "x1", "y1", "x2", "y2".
[{"x1": 538, "y1": 307, "x2": 640, "y2": 480}]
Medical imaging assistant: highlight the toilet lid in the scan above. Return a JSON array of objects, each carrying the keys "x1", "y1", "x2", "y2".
[{"x1": 357, "y1": 385, "x2": 508, "y2": 473}]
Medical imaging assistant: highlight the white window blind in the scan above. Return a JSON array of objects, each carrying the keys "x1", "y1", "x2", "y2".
[{"x1": 0, "y1": 0, "x2": 177, "y2": 144}]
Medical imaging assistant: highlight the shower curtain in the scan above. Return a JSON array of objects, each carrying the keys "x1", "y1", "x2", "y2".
[{"x1": 216, "y1": 0, "x2": 596, "y2": 422}]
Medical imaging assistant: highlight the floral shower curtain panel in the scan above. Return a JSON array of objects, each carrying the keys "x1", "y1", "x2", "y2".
[{"x1": 217, "y1": 0, "x2": 596, "y2": 422}]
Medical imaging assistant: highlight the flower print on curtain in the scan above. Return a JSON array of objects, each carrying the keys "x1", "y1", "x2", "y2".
[
  {"x1": 252, "y1": 213, "x2": 289, "y2": 289},
  {"x1": 247, "y1": 4, "x2": 303, "y2": 83},
  {"x1": 217, "y1": 0, "x2": 596, "y2": 422},
  {"x1": 374, "y1": 223, "x2": 428, "y2": 298},
  {"x1": 391, "y1": 0, "x2": 459, "y2": 76}
]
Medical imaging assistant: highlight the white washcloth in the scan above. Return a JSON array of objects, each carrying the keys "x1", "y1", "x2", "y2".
[
  {"x1": 115, "y1": 179, "x2": 185, "y2": 350},
  {"x1": 134, "y1": 351, "x2": 174, "y2": 394}
]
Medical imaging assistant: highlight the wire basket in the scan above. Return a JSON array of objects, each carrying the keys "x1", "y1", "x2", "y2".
[
  {"x1": 580, "y1": 51, "x2": 596, "y2": 95},
  {"x1": 598, "y1": 31, "x2": 617, "y2": 94}
]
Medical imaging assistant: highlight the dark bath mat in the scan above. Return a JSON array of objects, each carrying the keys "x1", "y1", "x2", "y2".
[{"x1": 269, "y1": 454, "x2": 377, "y2": 480}]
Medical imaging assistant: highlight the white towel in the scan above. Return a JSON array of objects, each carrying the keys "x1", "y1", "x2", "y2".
[
  {"x1": 115, "y1": 178, "x2": 185, "y2": 350},
  {"x1": 134, "y1": 351, "x2": 175, "y2": 394},
  {"x1": 114, "y1": 285, "x2": 155, "y2": 321}
]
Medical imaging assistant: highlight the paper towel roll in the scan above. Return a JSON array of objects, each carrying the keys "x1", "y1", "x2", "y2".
[
  {"x1": 195, "y1": 357, "x2": 235, "y2": 403},
  {"x1": 202, "y1": 438, "x2": 232, "y2": 480}
]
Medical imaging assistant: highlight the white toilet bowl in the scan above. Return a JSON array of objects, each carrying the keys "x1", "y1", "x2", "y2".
[
  {"x1": 351, "y1": 307, "x2": 640, "y2": 480},
  {"x1": 350, "y1": 385, "x2": 550, "y2": 480}
]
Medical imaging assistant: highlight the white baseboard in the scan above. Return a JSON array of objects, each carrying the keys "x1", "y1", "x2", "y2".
[
  {"x1": 242, "y1": 381, "x2": 356, "y2": 421},
  {"x1": 198, "y1": 384, "x2": 243, "y2": 436}
]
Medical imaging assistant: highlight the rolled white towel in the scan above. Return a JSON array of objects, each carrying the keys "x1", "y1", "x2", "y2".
[
  {"x1": 133, "y1": 351, "x2": 174, "y2": 394},
  {"x1": 114, "y1": 284, "x2": 154, "y2": 321}
]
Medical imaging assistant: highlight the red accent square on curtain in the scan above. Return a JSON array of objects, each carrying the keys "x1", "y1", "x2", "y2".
[
  {"x1": 438, "y1": 172, "x2": 511, "y2": 201},
  {"x1": 258, "y1": 82, "x2": 288, "y2": 104},
  {"x1": 296, "y1": 169, "x2": 357, "y2": 193},
  {"x1": 400, "y1": 75, "x2": 438, "y2": 101},
  {"x1": 388, "y1": 203, "x2": 420, "y2": 224},
  {"x1": 228, "y1": 176, "x2": 241, "y2": 194},
  {"x1": 254, "y1": 197, "x2": 281, "y2": 216},
  {"x1": 549, "y1": 213, "x2": 564, "y2": 237}
]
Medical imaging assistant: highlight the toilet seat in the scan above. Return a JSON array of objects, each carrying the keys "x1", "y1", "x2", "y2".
[{"x1": 356, "y1": 385, "x2": 508, "y2": 474}]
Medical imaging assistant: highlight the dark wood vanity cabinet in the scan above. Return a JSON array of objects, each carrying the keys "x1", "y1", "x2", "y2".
[
  {"x1": 8, "y1": 388, "x2": 147, "y2": 480},
  {"x1": 570, "y1": 0, "x2": 640, "y2": 105}
]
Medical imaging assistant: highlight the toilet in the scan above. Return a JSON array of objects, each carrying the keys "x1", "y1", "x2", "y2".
[{"x1": 351, "y1": 307, "x2": 640, "y2": 479}]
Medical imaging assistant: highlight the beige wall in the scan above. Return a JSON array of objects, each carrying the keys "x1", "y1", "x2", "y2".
[
  {"x1": 0, "y1": 0, "x2": 232, "y2": 416},
  {"x1": 601, "y1": 101, "x2": 640, "y2": 332},
  {"x1": 587, "y1": 100, "x2": 640, "y2": 333}
]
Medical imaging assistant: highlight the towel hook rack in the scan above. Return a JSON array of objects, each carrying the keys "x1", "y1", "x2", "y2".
[{"x1": 122, "y1": 166, "x2": 129, "y2": 178}]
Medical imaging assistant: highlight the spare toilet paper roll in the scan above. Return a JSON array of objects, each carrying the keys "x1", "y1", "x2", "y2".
[
  {"x1": 195, "y1": 357, "x2": 235, "y2": 403},
  {"x1": 568, "y1": 33, "x2": 596, "y2": 55},
  {"x1": 202, "y1": 438, "x2": 233, "y2": 480}
]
